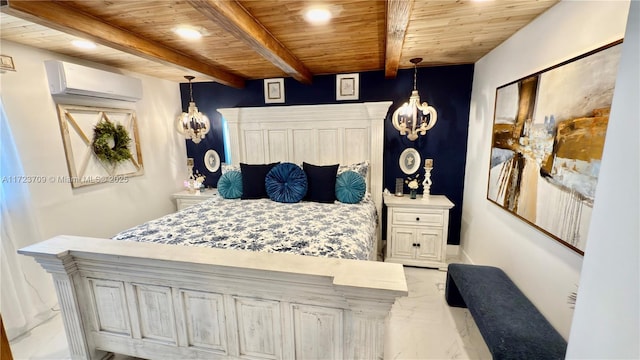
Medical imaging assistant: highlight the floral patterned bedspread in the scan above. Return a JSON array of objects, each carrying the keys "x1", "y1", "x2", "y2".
[{"x1": 113, "y1": 194, "x2": 377, "y2": 260}]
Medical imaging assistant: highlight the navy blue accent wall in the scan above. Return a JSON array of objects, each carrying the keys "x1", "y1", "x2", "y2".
[{"x1": 179, "y1": 65, "x2": 473, "y2": 245}]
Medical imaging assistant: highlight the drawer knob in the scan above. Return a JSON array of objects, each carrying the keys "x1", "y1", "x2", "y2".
[{"x1": 416, "y1": 217, "x2": 420, "y2": 221}]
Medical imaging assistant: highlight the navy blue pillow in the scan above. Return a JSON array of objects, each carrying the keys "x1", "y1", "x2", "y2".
[
  {"x1": 303, "y1": 162, "x2": 339, "y2": 203},
  {"x1": 240, "y1": 163, "x2": 278, "y2": 199},
  {"x1": 265, "y1": 163, "x2": 308, "y2": 203},
  {"x1": 335, "y1": 170, "x2": 366, "y2": 204},
  {"x1": 217, "y1": 170, "x2": 243, "y2": 199}
]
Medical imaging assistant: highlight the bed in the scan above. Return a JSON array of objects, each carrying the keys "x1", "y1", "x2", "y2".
[
  {"x1": 113, "y1": 193, "x2": 378, "y2": 261},
  {"x1": 19, "y1": 102, "x2": 408, "y2": 360}
]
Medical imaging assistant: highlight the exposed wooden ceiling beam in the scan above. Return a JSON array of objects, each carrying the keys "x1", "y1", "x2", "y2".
[
  {"x1": 2, "y1": 0, "x2": 245, "y2": 88},
  {"x1": 188, "y1": 0, "x2": 313, "y2": 84},
  {"x1": 385, "y1": 0, "x2": 415, "y2": 78}
]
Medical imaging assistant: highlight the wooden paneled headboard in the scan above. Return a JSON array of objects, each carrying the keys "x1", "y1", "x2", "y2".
[{"x1": 218, "y1": 102, "x2": 391, "y2": 255}]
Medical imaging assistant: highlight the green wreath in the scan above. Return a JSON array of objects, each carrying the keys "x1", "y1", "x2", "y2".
[{"x1": 92, "y1": 120, "x2": 132, "y2": 164}]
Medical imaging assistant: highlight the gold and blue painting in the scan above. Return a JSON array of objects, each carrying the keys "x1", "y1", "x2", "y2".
[{"x1": 486, "y1": 40, "x2": 623, "y2": 255}]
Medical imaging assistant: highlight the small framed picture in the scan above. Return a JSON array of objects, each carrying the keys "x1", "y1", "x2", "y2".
[
  {"x1": 0, "y1": 55, "x2": 16, "y2": 72},
  {"x1": 264, "y1": 78, "x2": 285, "y2": 103},
  {"x1": 399, "y1": 148, "x2": 421, "y2": 175},
  {"x1": 336, "y1": 73, "x2": 359, "y2": 100}
]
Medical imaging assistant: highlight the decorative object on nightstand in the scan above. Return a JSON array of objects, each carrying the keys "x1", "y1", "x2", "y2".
[
  {"x1": 186, "y1": 157, "x2": 194, "y2": 171},
  {"x1": 384, "y1": 193, "x2": 454, "y2": 270},
  {"x1": 172, "y1": 188, "x2": 217, "y2": 211},
  {"x1": 405, "y1": 174, "x2": 420, "y2": 199},
  {"x1": 176, "y1": 75, "x2": 210, "y2": 144},
  {"x1": 395, "y1": 178, "x2": 404, "y2": 197},
  {"x1": 183, "y1": 158, "x2": 205, "y2": 193},
  {"x1": 423, "y1": 158, "x2": 433, "y2": 197},
  {"x1": 183, "y1": 171, "x2": 205, "y2": 193},
  {"x1": 392, "y1": 58, "x2": 438, "y2": 141}
]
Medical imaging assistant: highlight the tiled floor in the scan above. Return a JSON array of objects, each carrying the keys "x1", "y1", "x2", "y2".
[
  {"x1": 386, "y1": 267, "x2": 491, "y2": 359},
  {"x1": 9, "y1": 267, "x2": 490, "y2": 360}
]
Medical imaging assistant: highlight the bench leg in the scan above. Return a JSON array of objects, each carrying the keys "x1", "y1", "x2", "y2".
[{"x1": 445, "y1": 271, "x2": 467, "y2": 308}]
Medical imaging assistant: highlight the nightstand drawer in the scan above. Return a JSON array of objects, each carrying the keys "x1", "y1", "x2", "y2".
[{"x1": 392, "y1": 209, "x2": 444, "y2": 227}]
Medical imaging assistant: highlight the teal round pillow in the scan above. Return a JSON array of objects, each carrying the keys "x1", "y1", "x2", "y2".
[
  {"x1": 217, "y1": 170, "x2": 243, "y2": 199},
  {"x1": 265, "y1": 162, "x2": 308, "y2": 203},
  {"x1": 335, "y1": 170, "x2": 366, "y2": 204}
]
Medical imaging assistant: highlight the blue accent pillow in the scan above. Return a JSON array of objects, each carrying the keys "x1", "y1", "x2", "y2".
[
  {"x1": 303, "y1": 162, "x2": 339, "y2": 203},
  {"x1": 217, "y1": 170, "x2": 243, "y2": 199},
  {"x1": 335, "y1": 170, "x2": 366, "y2": 204},
  {"x1": 265, "y1": 163, "x2": 308, "y2": 203}
]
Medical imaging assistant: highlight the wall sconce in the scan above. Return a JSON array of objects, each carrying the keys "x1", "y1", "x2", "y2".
[
  {"x1": 176, "y1": 75, "x2": 210, "y2": 144},
  {"x1": 392, "y1": 58, "x2": 437, "y2": 141}
]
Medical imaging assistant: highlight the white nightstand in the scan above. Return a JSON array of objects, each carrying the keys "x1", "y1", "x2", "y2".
[
  {"x1": 383, "y1": 193, "x2": 454, "y2": 270},
  {"x1": 172, "y1": 188, "x2": 218, "y2": 211}
]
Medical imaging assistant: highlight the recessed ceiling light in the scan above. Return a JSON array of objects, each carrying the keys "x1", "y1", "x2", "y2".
[
  {"x1": 71, "y1": 39, "x2": 96, "y2": 49},
  {"x1": 304, "y1": 8, "x2": 332, "y2": 25},
  {"x1": 174, "y1": 26, "x2": 203, "y2": 40}
]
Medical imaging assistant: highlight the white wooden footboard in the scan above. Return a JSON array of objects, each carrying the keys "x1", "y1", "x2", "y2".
[{"x1": 19, "y1": 236, "x2": 407, "y2": 360}]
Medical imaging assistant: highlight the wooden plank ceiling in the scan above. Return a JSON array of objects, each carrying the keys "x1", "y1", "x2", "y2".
[{"x1": 0, "y1": 0, "x2": 558, "y2": 87}]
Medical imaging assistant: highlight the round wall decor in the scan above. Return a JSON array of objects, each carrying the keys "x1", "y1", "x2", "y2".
[
  {"x1": 204, "y1": 149, "x2": 220, "y2": 173},
  {"x1": 399, "y1": 147, "x2": 421, "y2": 174},
  {"x1": 92, "y1": 120, "x2": 132, "y2": 164}
]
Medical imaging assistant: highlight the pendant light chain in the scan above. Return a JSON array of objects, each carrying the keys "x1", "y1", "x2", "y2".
[
  {"x1": 185, "y1": 75, "x2": 196, "y2": 103},
  {"x1": 413, "y1": 62, "x2": 418, "y2": 91}
]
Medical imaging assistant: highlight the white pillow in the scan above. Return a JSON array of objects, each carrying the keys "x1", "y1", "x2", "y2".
[
  {"x1": 337, "y1": 161, "x2": 368, "y2": 179},
  {"x1": 221, "y1": 163, "x2": 240, "y2": 175}
]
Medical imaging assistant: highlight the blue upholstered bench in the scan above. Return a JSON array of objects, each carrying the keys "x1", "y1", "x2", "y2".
[{"x1": 445, "y1": 263, "x2": 567, "y2": 360}]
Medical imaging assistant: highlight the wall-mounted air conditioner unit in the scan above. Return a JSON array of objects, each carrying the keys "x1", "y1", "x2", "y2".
[{"x1": 44, "y1": 60, "x2": 143, "y2": 102}]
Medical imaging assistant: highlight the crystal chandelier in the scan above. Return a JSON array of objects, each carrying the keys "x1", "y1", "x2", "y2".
[
  {"x1": 176, "y1": 75, "x2": 210, "y2": 144},
  {"x1": 392, "y1": 58, "x2": 437, "y2": 141}
]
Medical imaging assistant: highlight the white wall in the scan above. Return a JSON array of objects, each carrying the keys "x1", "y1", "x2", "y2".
[
  {"x1": 0, "y1": 40, "x2": 188, "y2": 333},
  {"x1": 461, "y1": 0, "x2": 630, "y2": 339},
  {"x1": 566, "y1": 1, "x2": 639, "y2": 357},
  {"x1": 1, "y1": 40, "x2": 188, "y2": 237}
]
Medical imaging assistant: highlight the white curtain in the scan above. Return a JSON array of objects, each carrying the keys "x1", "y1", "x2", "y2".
[{"x1": 1, "y1": 100, "x2": 57, "y2": 340}]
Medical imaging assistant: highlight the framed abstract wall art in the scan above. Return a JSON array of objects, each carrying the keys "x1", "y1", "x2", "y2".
[{"x1": 486, "y1": 40, "x2": 623, "y2": 255}]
